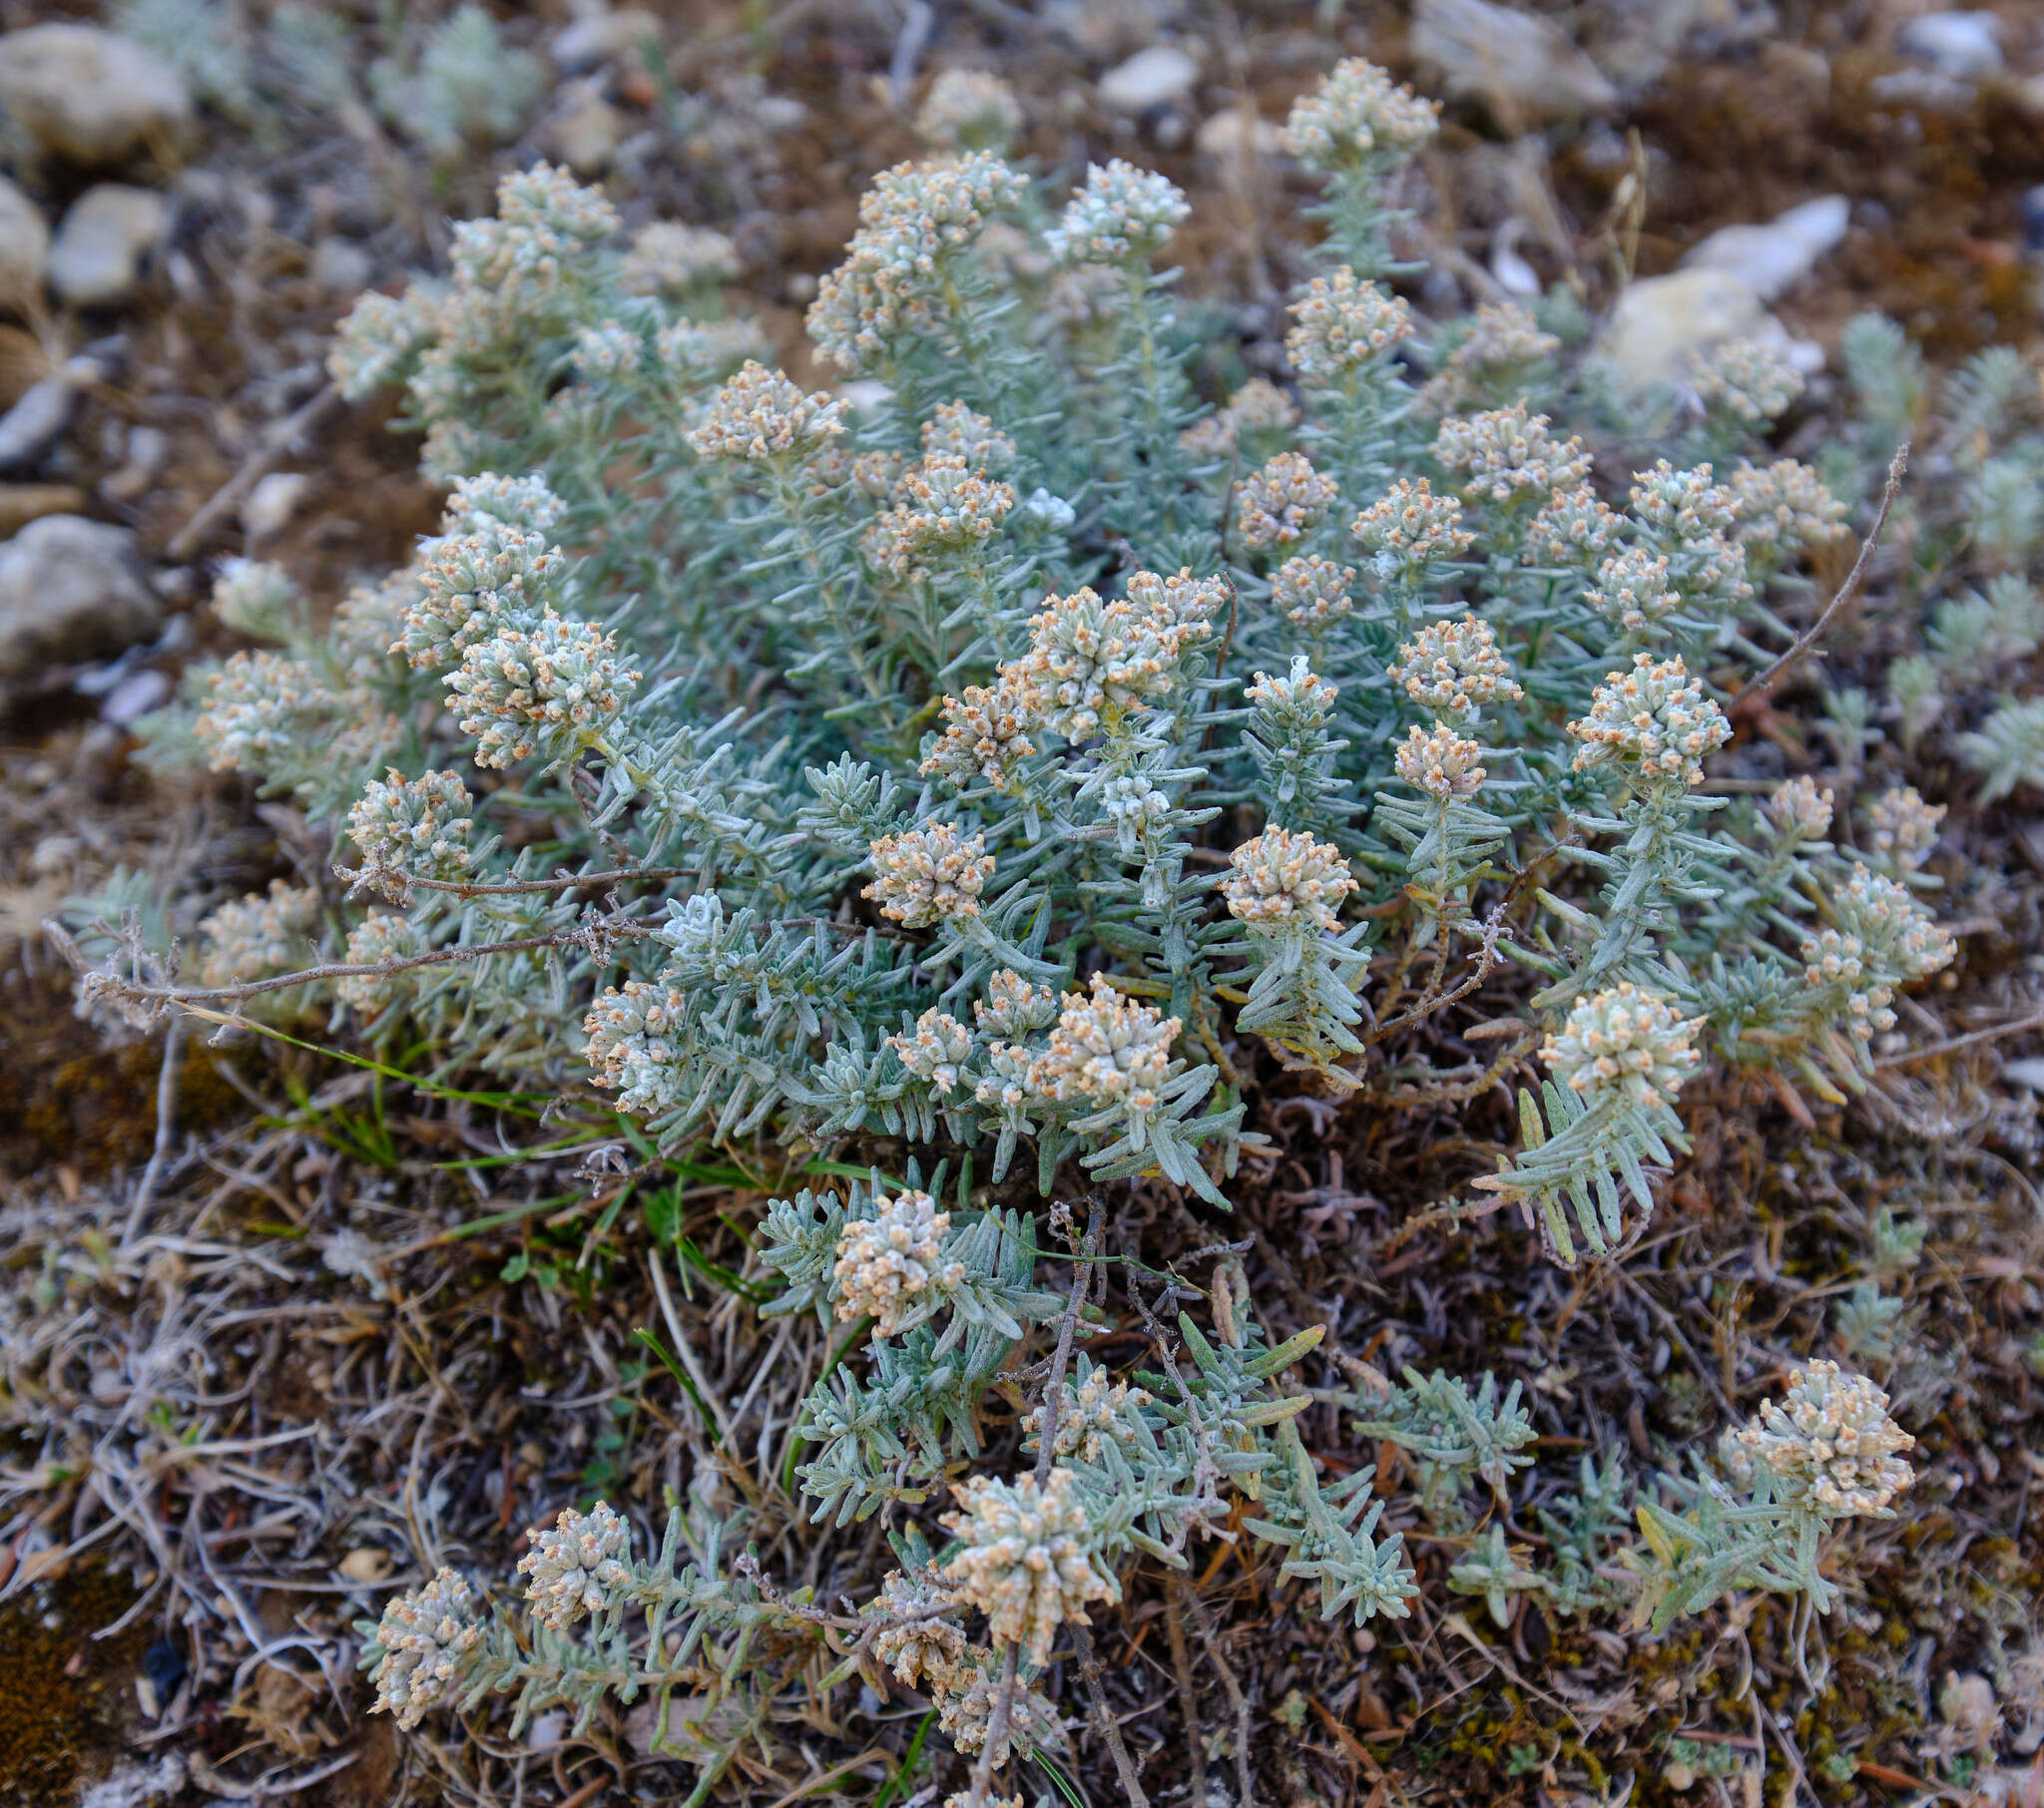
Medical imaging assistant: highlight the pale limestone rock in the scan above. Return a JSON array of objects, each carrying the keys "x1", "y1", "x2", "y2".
[
  {"x1": 1099, "y1": 44, "x2": 1200, "y2": 112},
  {"x1": 1679, "y1": 196, "x2": 1848, "y2": 302},
  {"x1": 1596, "y1": 267, "x2": 1819, "y2": 391},
  {"x1": 0, "y1": 515, "x2": 160, "y2": 680},
  {"x1": 1412, "y1": 0, "x2": 1618, "y2": 124},
  {"x1": 49, "y1": 184, "x2": 170, "y2": 306},
  {"x1": 0, "y1": 25, "x2": 192, "y2": 165}
]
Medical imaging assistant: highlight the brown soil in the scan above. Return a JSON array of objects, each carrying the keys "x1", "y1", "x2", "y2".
[{"x1": 0, "y1": 1562, "x2": 149, "y2": 1808}]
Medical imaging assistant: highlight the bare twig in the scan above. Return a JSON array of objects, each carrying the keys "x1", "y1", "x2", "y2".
[
  {"x1": 1073, "y1": 1624, "x2": 1151, "y2": 1808},
  {"x1": 1180, "y1": 1585, "x2": 1256, "y2": 1808},
  {"x1": 168, "y1": 383, "x2": 341, "y2": 561},
  {"x1": 1732, "y1": 444, "x2": 1908, "y2": 711},
  {"x1": 47, "y1": 916, "x2": 649, "y2": 1012},
  {"x1": 339, "y1": 860, "x2": 700, "y2": 898},
  {"x1": 1165, "y1": 1582, "x2": 1208, "y2": 1808},
  {"x1": 120, "y1": 1011, "x2": 184, "y2": 1248},
  {"x1": 1872, "y1": 1007, "x2": 2044, "y2": 1070},
  {"x1": 1362, "y1": 900, "x2": 1513, "y2": 1047}
]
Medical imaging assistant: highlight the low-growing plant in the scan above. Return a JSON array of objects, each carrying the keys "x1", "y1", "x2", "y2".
[{"x1": 61, "y1": 55, "x2": 1968, "y2": 1803}]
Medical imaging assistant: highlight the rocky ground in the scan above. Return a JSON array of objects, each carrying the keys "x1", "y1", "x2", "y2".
[{"x1": 1, "y1": 3, "x2": 2042, "y2": 1807}]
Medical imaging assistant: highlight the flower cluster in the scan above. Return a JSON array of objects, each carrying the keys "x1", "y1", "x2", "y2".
[
  {"x1": 572, "y1": 321, "x2": 643, "y2": 384},
  {"x1": 1768, "y1": 774, "x2": 1835, "y2": 840},
  {"x1": 887, "y1": 1008, "x2": 977, "y2": 1095},
  {"x1": 1223, "y1": 826, "x2": 1356, "y2": 931},
  {"x1": 688, "y1": 360, "x2": 846, "y2": 461},
  {"x1": 973, "y1": 968, "x2": 1061, "y2": 1039},
  {"x1": 1021, "y1": 975, "x2": 1178, "y2": 1107},
  {"x1": 832, "y1": 1189, "x2": 962, "y2": 1336},
  {"x1": 1045, "y1": 159, "x2": 1189, "y2": 265},
  {"x1": 940, "y1": 1468, "x2": 1118, "y2": 1665},
  {"x1": 1010, "y1": 573, "x2": 1219, "y2": 738},
  {"x1": 198, "y1": 881, "x2": 322, "y2": 991},
  {"x1": 365, "y1": 1570, "x2": 486, "y2": 1730},
  {"x1": 1864, "y1": 786, "x2": 1945, "y2": 870},
  {"x1": 446, "y1": 611, "x2": 638, "y2": 768},
  {"x1": 346, "y1": 769, "x2": 474, "y2": 894},
  {"x1": 1541, "y1": 984, "x2": 1702, "y2": 1112},
  {"x1": 517, "y1": 1504, "x2": 633, "y2": 1630},
  {"x1": 807, "y1": 153, "x2": 1028, "y2": 371},
  {"x1": 866, "y1": 1569, "x2": 969, "y2": 1690},
  {"x1": 1524, "y1": 484, "x2": 1622, "y2": 570},
  {"x1": 916, "y1": 69, "x2": 1024, "y2": 152},
  {"x1": 921, "y1": 678, "x2": 1039, "y2": 791},
  {"x1": 864, "y1": 455, "x2": 1016, "y2": 579},
  {"x1": 1586, "y1": 546, "x2": 1681, "y2": 635},
  {"x1": 328, "y1": 289, "x2": 438, "y2": 401},
  {"x1": 1285, "y1": 268, "x2": 1411, "y2": 382},
  {"x1": 1351, "y1": 476, "x2": 1474, "y2": 578},
  {"x1": 398, "y1": 520, "x2": 567, "y2": 669},
  {"x1": 1182, "y1": 378, "x2": 1299, "y2": 460},
  {"x1": 1236, "y1": 452, "x2": 1340, "y2": 550},
  {"x1": 1567, "y1": 654, "x2": 1731, "y2": 790},
  {"x1": 1690, "y1": 335, "x2": 1803, "y2": 424},
  {"x1": 1800, "y1": 927, "x2": 1885, "y2": 1038},
  {"x1": 1022, "y1": 1365, "x2": 1153, "y2": 1463},
  {"x1": 620, "y1": 221, "x2": 740, "y2": 296},
  {"x1": 1389, "y1": 615, "x2": 1523, "y2": 715},
  {"x1": 1280, "y1": 56, "x2": 1439, "y2": 169},
  {"x1": 1418, "y1": 301, "x2": 1560, "y2": 414},
  {"x1": 921, "y1": 400, "x2": 1017, "y2": 471},
  {"x1": 211, "y1": 558, "x2": 299, "y2": 639},
  {"x1": 1245, "y1": 657, "x2": 1339, "y2": 722},
  {"x1": 582, "y1": 981, "x2": 692, "y2": 1115},
  {"x1": 863, "y1": 822, "x2": 995, "y2": 927},
  {"x1": 1834, "y1": 863, "x2": 1957, "y2": 981},
  {"x1": 936, "y1": 1651, "x2": 1065, "y2": 1766},
  {"x1": 336, "y1": 913, "x2": 427, "y2": 1019},
  {"x1": 1728, "y1": 459, "x2": 1849, "y2": 567},
  {"x1": 1630, "y1": 463, "x2": 1736, "y2": 537},
  {"x1": 447, "y1": 472, "x2": 569, "y2": 537},
  {"x1": 1271, "y1": 554, "x2": 1357, "y2": 628},
  {"x1": 193, "y1": 651, "x2": 333, "y2": 773},
  {"x1": 1433, "y1": 406, "x2": 1592, "y2": 506},
  {"x1": 1394, "y1": 721, "x2": 1486, "y2": 798},
  {"x1": 1727, "y1": 1360, "x2": 1915, "y2": 1517}
]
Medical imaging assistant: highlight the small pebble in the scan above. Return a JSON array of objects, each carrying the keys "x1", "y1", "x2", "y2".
[
  {"x1": 49, "y1": 185, "x2": 170, "y2": 308},
  {"x1": 1194, "y1": 105, "x2": 1281, "y2": 165},
  {"x1": 2019, "y1": 185, "x2": 2044, "y2": 254},
  {"x1": 30, "y1": 832, "x2": 80, "y2": 874},
  {"x1": 100, "y1": 425, "x2": 170, "y2": 505},
  {"x1": 1099, "y1": 44, "x2": 1200, "y2": 112},
  {"x1": 338, "y1": 1548, "x2": 393, "y2": 1584},
  {"x1": 100, "y1": 666, "x2": 171, "y2": 725},
  {"x1": 1412, "y1": 0, "x2": 1618, "y2": 121},
  {"x1": 0, "y1": 375, "x2": 80, "y2": 471},
  {"x1": 1897, "y1": 11, "x2": 2003, "y2": 79},
  {"x1": 0, "y1": 514, "x2": 160, "y2": 680},
  {"x1": 551, "y1": 81, "x2": 623, "y2": 175},
  {"x1": 551, "y1": 9, "x2": 662, "y2": 70},
  {"x1": 310, "y1": 235, "x2": 372, "y2": 297},
  {"x1": 243, "y1": 471, "x2": 310, "y2": 545},
  {"x1": 0, "y1": 24, "x2": 193, "y2": 165}
]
